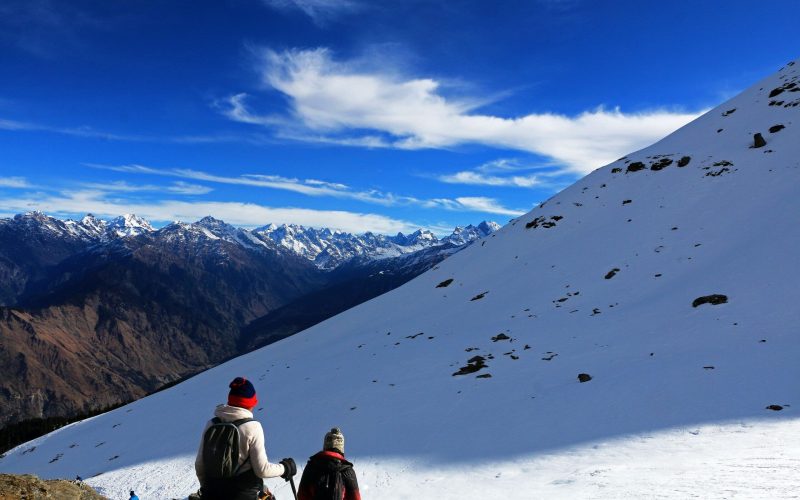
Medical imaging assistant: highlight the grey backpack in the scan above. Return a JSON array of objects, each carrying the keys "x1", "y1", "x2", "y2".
[{"x1": 202, "y1": 417, "x2": 253, "y2": 479}]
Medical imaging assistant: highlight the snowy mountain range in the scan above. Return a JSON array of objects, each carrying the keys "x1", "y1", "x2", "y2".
[
  {"x1": 1, "y1": 59, "x2": 799, "y2": 499},
  {"x1": 0, "y1": 212, "x2": 498, "y2": 430},
  {"x1": 0, "y1": 211, "x2": 498, "y2": 270}
]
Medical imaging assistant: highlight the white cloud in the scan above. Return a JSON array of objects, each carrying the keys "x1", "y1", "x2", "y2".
[
  {"x1": 420, "y1": 197, "x2": 526, "y2": 216},
  {"x1": 261, "y1": 0, "x2": 361, "y2": 24},
  {"x1": 88, "y1": 162, "x2": 527, "y2": 216},
  {"x1": 168, "y1": 181, "x2": 214, "y2": 195},
  {"x1": 224, "y1": 48, "x2": 704, "y2": 175},
  {"x1": 0, "y1": 189, "x2": 424, "y2": 234},
  {"x1": 437, "y1": 171, "x2": 542, "y2": 188},
  {"x1": 80, "y1": 180, "x2": 213, "y2": 195},
  {"x1": 435, "y1": 158, "x2": 575, "y2": 189},
  {"x1": 0, "y1": 176, "x2": 31, "y2": 188}
]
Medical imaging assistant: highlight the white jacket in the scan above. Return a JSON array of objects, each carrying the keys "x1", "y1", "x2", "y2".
[{"x1": 195, "y1": 404, "x2": 285, "y2": 484}]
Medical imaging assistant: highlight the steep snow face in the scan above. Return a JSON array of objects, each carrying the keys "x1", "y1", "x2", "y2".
[
  {"x1": 2, "y1": 60, "x2": 800, "y2": 499},
  {"x1": 106, "y1": 214, "x2": 155, "y2": 238}
]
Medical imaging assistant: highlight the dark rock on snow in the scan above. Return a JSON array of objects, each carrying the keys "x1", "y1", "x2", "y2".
[{"x1": 692, "y1": 294, "x2": 729, "y2": 307}]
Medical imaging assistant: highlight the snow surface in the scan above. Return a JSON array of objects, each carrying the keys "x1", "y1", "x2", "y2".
[{"x1": 1, "y1": 60, "x2": 799, "y2": 499}]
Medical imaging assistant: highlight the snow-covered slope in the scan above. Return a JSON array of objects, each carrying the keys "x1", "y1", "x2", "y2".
[{"x1": 2, "y1": 61, "x2": 799, "y2": 499}]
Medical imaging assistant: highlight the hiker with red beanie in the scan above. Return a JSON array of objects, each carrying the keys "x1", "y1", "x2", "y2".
[
  {"x1": 195, "y1": 377, "x2": 297, "y2": 500},
  {"x1": 298, "y1": 427, "x2": 361, "y2": 500}
]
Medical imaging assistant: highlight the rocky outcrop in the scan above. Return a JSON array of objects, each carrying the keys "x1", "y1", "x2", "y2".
[{"x1": 0, "y1": 473, "x2": 106, "y2": 499}]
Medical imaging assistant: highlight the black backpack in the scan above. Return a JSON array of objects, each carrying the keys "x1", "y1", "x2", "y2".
[
  {"x1": 308, "y1": 456, "x2": 351, "y2": 500},
  {"x1": 202, "y1": 417, "x2": 253, "y2": 479}
]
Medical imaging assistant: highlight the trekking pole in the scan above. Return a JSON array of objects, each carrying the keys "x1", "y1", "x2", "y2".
[{"x1": 288, "y1": 475, "x2": 298, "y2": 500}]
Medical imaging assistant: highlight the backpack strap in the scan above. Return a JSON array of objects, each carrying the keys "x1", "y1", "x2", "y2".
[
  {"x1": 232, "y1": 418, "x2": 254, "y2": 427},
  {"x1": 230, "y1": 417, "x2": 254, "y2": 475}
]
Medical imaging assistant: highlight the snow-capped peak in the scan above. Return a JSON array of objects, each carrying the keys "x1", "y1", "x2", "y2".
[{"x1": 107, "y1": 214, "x2": 155, "y2": 238}]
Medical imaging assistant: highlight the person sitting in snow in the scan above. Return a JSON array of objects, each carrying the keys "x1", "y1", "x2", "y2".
[
  {"x1": 195, "y1": 377, "x2": 296, "y2": 500},
  {"x1": 129, "y1": 491, "x2": 139, "y2": 500},
  {"x1": 297, "y1": 427, "x2": 361, "y2": 500}
]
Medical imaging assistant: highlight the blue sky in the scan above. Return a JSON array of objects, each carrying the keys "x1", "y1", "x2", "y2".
[{"x1": 0, "y1": 0, "x2": 798, "y2": 234}]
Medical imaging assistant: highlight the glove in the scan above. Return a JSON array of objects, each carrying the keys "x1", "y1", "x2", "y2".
[
  {"x1": 280, "y1": 457, "x2": 297, "y2": 480},
  {"x1": 258, "y1": 489, "x2": 275, "y2": 500}
]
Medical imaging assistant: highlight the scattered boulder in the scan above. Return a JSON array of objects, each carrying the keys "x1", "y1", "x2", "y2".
[
  {"x1": 721, "y1": 108, "x2": 736, "y2": 116},
  {"x1": 622, "y1": 199, "x2": 632, "y2": 205},
  {"x1": 476, "y1": 373, "x2": 492, "y2": 379},
  {"x1": 766, "y1": 405, "x2": 783, "y2": 411},
  {"x1": 470, "y1": 292, "x2": 488, "y2": 301},
  {"x1": 577, "y1": 373, "x2": 592, "y2": 383},
  {"x1": 769, "y1": 124, "x2": 785, "y2": 133},
  {"x1": 605, "y1": 268, "x2": 620, "y2": 279},
  {"x1": 491, "y1": 333, "x2": 511, "y2": 342},
  {"x1": 626, "y1": 162, "x2": 646, "y2": 173},
  {"x1": 436, "y1": 278, "x2": 454, "y2": 288},
  {"x1": 452, "y1": 355, "x2": 488, "y2": 376},
  {"x1": 769, "y1": 88, "x2": 785, "y2": 98},
  {"x1": 611, "y1": 167, "x2": 622, "y2": 173},
  {"x1": 752, "y1": 133, "x2": 767, "y2": 148},
  {"x1": 650, "y1": 158, "x2": 673, "y2": 171},
  {"x1": 677, "y1": 156, "x2": 692, "y2": 167},
  {"x1": 525, "y1": 216, "x2": 561, "y2": 229},
  {"x1": 692, "y1": 294, "x2": 728, "y2": 308}
]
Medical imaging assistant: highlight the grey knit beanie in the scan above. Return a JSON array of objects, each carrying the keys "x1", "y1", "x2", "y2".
[{"x1": 324, "y1": 427, "x2": 345, "y2": 454}]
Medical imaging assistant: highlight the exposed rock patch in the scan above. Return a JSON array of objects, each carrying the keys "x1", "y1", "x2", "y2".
[
  {"x1": 436, "y1": 278, "x2": 454, "y2": 288},
  {"x1": 525, "y1": 216, "x2": 562, "y2": 229},
  {"x1": 0, "y1": 474, "x2": 106, "y2": 499},
  {"x1": 626, "y1": 162, "x2": 646, "y2": 173},
  {"x1": 452, "y1": 355, "x2": 488, "y2": 376},
  {"x1": 692, "y1": 294, "x2": 728, "y2": 307}
]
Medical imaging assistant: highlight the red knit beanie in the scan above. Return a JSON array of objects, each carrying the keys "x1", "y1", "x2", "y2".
[{"x1": 228, "y1": 377, "x2": 258, "y2": 408}]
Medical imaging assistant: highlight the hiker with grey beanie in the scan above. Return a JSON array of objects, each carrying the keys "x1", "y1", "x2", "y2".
[
  {"x1": 297, "y1": 427, "x2": 361, "y2": 500},
  {"x1": 194, "y1": 377, "x2": 297, "y2": 500}
]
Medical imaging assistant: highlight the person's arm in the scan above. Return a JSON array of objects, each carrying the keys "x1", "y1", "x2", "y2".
[
  {"x1": 343, "y1": 467, "x2": 362, "y2": 500},
  {"x1": 195, "y1": 420, "x2": 212, "y2": 485},
  {"x1": 247, "y1": 422, "x2": 286, "y2": 479}
]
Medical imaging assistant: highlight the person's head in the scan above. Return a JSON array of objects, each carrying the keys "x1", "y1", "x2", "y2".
[
  {"x1": 129, "y1": 491, "x2": 135, "y2": 498},
  {"x1": 324, "y1": 427, "x2": 345, "y2": 454},
  {"x1": 228, "y1": 377, "x2": 258, "y2": 410}
]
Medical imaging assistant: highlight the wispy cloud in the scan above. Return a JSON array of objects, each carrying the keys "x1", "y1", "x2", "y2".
[
  {"x1": 1, "y1": 114, "x2": 283, "y2": 146},
  {"x1": 0, "y1": 189, "x2": 424, "y2": 234},
  {"x1": 80, "y1": 180, "x2": 213, "y2": 195},
  {"x1": 261, "y1": 0, "x2": 362, "y2": 25},
  {"x1": 0, "y1": 0, "x2": 100, "y2": 58},
  {"x1": 0, "y1": 176, "x2": 32, "y2": 188},
  {"x1": 435, "y1": 158, "x2": 574, "y2": 189},
  {"x1": 222, "y1": 48, "x2": 704, "y2": 175},
  {"x1": 426, "y1": 197, "x2": 526, "y2": 216},
  {"x1": 87, "y1": 163, "x2": 524, "y2": 215}
]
